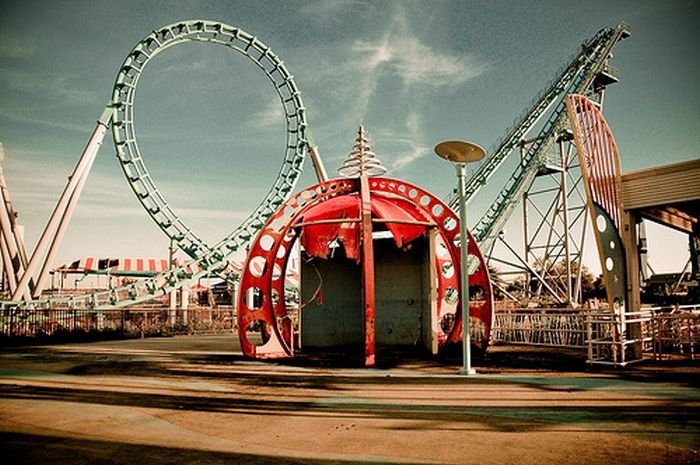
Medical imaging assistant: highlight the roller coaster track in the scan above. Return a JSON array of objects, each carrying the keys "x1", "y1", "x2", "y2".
[
  {"x1": 112, "y1": 20, "x2": 323, "y2": 260},
  {"x1": 4, "y1": 21, "x2": 630, "y2": 312},
  {"x1": 452, "y1": 22, "x2": 630, "y2": 253},
  {"x1": 3, "y1": 20, "x2": 324, "y2": 311}
]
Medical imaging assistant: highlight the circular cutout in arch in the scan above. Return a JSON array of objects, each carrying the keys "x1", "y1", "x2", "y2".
[
  {"x1": 260, "y1": 235, "x2": 275, "y2": 252},
  {"x1": 245, "y1": 319, "x2": 271, "y2": 347},
  {"x1": 244, "y1": 287, "x2": 265, "y2": 310},
  {"x1": 248, "y1": 256, "x2": 267, "y2": 278},
  {"x1": 605, "y1": 257, "x2": 614, "y2": 271},
  {"x1": 441, "y1": 261, "x2": 455, "y2": 279},
  {"x1": 596, "y1": 214, "x2": 608, "y2": 233}
]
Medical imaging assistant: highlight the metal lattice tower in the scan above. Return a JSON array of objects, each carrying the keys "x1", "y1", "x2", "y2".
[
  {"x1": 453, "y1": 22, "x2": 630, "y2": 305},
  {"x1": 514, "y1": 130, "x2": 592, "y2": 304}
]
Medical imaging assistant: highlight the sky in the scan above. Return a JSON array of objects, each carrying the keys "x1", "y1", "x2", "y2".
[{"x1": 0, "y1": 0, "x2": 698, "y2": 276}]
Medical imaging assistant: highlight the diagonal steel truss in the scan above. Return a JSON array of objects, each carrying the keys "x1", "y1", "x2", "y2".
[
  {"x1": 453, "y1": 22, "x2": 630, "y2": 305},
  {"x1": 450, "y1": 23, "x2": 628, "y2": 233}
]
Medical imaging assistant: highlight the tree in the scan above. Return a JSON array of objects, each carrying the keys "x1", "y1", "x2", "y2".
[{"x1": 533, "y1": 259, "x2": 599, "y2": 306}]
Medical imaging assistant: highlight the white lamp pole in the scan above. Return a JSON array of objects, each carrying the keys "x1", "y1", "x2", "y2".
[{"x1": 434, "y1": 141, "x2": 486, "y2": 376}]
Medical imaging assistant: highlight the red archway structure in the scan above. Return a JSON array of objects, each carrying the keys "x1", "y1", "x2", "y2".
[{"x1": 237, "y1": 176, "x2": 493, "y2": 366}]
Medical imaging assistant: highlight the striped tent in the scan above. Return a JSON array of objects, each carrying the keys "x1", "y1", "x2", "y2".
[
  {"x1": 55, "y1": 257, "x2": 170, "y2": 276},
  {"x1": 54, "y1": 257, "x2": 246, "y2": 278},
  {"x1": 54, "y1": 257, "x2": 296, "y2": 285}
]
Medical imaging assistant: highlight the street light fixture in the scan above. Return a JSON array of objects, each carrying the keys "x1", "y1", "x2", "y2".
[{"x1": 434, "y1": 140, "x2": 486, "y2": 375}]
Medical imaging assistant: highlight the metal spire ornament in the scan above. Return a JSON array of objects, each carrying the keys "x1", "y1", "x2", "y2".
[{"x1": 337, "y1": 126, "x2": 387, "y2": 178}]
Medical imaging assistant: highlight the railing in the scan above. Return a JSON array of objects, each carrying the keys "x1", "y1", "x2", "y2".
[
  {"x1": 493, "y1": 308, "x2": 590, "y2": 348},
  {"x1": 649, "y1": 304, "x2": 699, "y2": 360},
  {"x1": 0, "y1": 305, "x2": 236, "y2": 342},
  {"x1": 3, "y1": 303, "x2": 696, "y2": 363},
  {"x1": 493, "y1": 305, "x2": 699, "y2": 365},
  {"x1": 586, "y1": 309, "x2": 654, "y2": 366}
]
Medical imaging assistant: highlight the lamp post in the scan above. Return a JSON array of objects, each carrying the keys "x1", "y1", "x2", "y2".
[{"x1": 434, "y1": 141, "x2": 486, "y2": 375}]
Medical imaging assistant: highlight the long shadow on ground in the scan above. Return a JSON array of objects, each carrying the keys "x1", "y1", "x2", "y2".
[{"x1": 0, "y1": 431, "x2": 425, "y2": 465}]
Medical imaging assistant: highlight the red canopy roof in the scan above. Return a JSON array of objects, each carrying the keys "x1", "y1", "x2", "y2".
[{"x1": 298, "y1": 191, "x2": 435, "y2": 261}]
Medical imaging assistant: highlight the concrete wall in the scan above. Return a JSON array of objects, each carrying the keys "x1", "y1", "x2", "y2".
[
  {"x1": 300, "y1": 234, "x2": 433, "y2": 351},
  {"x1": 374, "y1": 237, "x2": 430, "y2": 346},
  {"x1": 301, "y1": 250, "x2": 363, "y2": 347}
]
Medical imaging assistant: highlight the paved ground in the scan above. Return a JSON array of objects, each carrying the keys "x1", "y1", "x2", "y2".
[{"x1": 0, "y1": 334, "x2": 698, "y2": 464}]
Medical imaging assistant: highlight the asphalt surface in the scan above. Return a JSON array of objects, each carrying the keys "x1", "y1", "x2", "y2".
[{"x1": 0, "y1": 335, "x2": 698, "y2": 464}]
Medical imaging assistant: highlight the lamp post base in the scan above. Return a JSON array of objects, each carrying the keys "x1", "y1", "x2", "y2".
[{"x1": 457, "y1": 367, "x2": 477, "y2": 375}]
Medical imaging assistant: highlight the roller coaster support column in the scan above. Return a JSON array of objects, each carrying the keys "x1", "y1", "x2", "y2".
[
  {"x1": 181, "y1": 284, "x2": 190, "y2": 319},
  {"x1": 306, "y1": 130, "x2": 329, "y2": 182},
  {"x1": 13, "y1": 107, "x2": 112, "y2": 300},
  {"x1": 0, "y1": 166, "x2": 27, "y2": 293},
  {"x1": 168, "y1": 238, "x2": 177, "y2": 325},
  {"x1": 0, "y1": 231, "x2": 18, "y2": 292},
  {"x1": 559, "y1": 134, "x2": 574, "y2": 304}
]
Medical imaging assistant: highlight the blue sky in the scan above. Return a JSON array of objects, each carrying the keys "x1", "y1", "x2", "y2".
[{"x1": 0, "y1": 0, "x2": 698, "y2": 274}]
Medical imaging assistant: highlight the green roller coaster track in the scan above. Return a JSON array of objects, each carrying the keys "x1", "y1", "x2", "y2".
[
  {"x1": 452, "y1": 22, "x2": 630, "y2": 254},
  {"x1": 2, "y1": 21, "x2": 630, "y2": 312},
  {"x1": 3, "y1": 20, "x2": 318, "y2": 311}
]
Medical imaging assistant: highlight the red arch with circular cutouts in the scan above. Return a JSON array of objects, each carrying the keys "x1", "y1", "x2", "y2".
[{"x1": 237, "y1": 177, "x2": 493, "y2": 359}]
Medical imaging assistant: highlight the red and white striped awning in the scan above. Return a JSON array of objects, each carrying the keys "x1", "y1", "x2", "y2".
[
  {"x1": 55, "y1": 257, "x2": 170, "y2": 274},
  {"x1": 54, "y1": 257, "x2": 247, "y2": 277}
]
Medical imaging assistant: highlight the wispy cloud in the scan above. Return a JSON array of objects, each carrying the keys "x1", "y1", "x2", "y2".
[
  {"x1": 0, "y1": 69, "x2": 101, "y2": 134},
  {"x1": 300, "y1": 0, "x2": 364, "y2": 19},
  {"x1": 352, "y1": 34, "x2": 486, "y2": 88},
  {"x1": 7, "y1": 153, "x2": 250, "y2": 224},
  {"x1": 349, "y1": 3, "x2": 488, "y2": 105},
  {"x1": 143, "y1": 52, "x2": 213, "y2": 78},
  {"x1": 383, "y1": 111, "x2": 430, "y2": 171},
  {"x1": 172, "y1": 207, "x2": 249, "y2": 221},
  {"x1": 72, "y1": 204, "x2": 144, "y2": 218},
  {"x1": 72, "y1": 202, "x2": 249, "y2": 221},
  {"x1": 0, "y1": 107, "x2": 91, "y2": 134},
  {"x1": 247, "y1": 98, "x2": 284, "y2": 129},
  {"x1": 4, "y1": 148, "x2": 132, "y2": 208},
  {"x1": 0, "y1": 69, "x2": 97, "y2": 106},
  {"x1": 296, "y1": 4, "x2": 488, "y2": 144},
  {"x1": 2, "y1": 149, "x2": 72, "y2": 199}
]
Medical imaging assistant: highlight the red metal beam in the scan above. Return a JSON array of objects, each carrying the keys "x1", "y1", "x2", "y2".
[{"x1": 360, "y1": 175, "x2": 376, "y2": 367}]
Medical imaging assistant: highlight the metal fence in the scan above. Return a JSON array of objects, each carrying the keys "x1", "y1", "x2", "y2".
[
  {"x1": 585, "y1": 309, "x2": 653, "y2": 366},
  {"x1": 0, "y1": 305, "x2": 236, "y2": 342},
  {"x1": 493, "y1": 305, "x2": 699, "y2": 364},
  {"x1": 650, "y1": 305, "x2": 699, "y2": 360},
  {"x1": 2, "y1": 303, "x2": 697, "y2": 363},
  {"x1": 492, "y1": 308, "x2": 590, "y2": 348}
]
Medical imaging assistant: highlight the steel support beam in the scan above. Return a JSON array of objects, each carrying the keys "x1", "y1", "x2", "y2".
[
  {"x1": 12, "y1": 108, "x2": 111, "y2": 300},
  {"x1": 359, "y1": 175, "x2": 376, "y2": 367}
]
